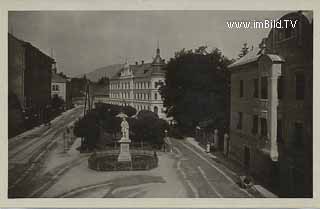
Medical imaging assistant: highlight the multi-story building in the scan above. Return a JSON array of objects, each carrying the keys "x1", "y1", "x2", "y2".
[
  {"x1": 51, "y1": 70, "x2": 73, "y2": 110},
  {"x1": 107, "y1": 46, "x2": 167, "y2": 119},
  {"x1": 8, "y1": 33, "x2": 55, "y2": 136},
  {"x1": 52, "y1": 72, "x2": 67, "y2": 101},
  {"x1": 228, "y1": 11, "x2": 312, "y2": 197}
]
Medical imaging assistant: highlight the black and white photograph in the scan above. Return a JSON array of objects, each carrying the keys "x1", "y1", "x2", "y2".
[{"x1": 7, "y1": 9, "x2": 313, "y2": 199}]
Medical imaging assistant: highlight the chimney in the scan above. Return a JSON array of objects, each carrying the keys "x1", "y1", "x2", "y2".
[
  {"x1": 135, "y1": 61, "x2": 138, "y2": 65},
  {"x1": 141, "y1": 60, "x2": 144, "y2": 64}
]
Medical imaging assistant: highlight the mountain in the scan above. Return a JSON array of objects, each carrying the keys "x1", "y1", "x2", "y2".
[{"x1": 78, "y1": 64, "x2": 124, "y2": 82}]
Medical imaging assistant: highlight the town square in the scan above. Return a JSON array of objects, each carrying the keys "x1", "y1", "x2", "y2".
[{"x1": 8, "y1": 10, "x2": 313, "y2": 198}]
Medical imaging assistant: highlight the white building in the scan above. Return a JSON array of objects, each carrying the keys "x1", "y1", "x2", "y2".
[
  {"x1": 51, "y1": 73, "x2": 67, "y2": 101},
  {"x1": 107, "y1": 46, "x2": 167, "y2": 119}
]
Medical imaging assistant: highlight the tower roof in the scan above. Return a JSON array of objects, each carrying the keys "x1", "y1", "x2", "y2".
[{"x1": 152, "y1": 44, "x2": 165, "y2": 66}]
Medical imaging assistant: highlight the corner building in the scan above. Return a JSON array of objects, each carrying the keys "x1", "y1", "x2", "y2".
[
  {"x1": 107, "y1": 47, "x2": 167, "y2": 119},
  {"x1": 228, "y1": 11, "x2": 312, "y2": 197}
]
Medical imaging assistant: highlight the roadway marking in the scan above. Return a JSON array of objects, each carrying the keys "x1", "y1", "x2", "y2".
[
  {"x1": 197, "y1": 166, "x2": 223, "y2": 198},
  {"x1": 177, "y1": 159, "x2": 199, "y2": 198},
  {"x1": 178, "y1": 141, "x2": 235, "y2": 184},
  {"x1": 177, "y1": 140, "x2": 252, "y2": 197},
  {"x1": 173, "y1": 146, "x2": 199, "y2": 197}
]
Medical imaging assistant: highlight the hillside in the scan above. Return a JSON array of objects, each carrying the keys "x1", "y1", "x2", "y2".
[{"x1": 79, "y1": 64, "x2": 124, "y2": 82}]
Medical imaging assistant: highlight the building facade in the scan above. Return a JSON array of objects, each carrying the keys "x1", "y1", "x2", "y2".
[
  {"x1": 8, "y1": 33, "x2": 55, "y2": 136},
  {"x1": 107, "y1": 47, "x2": 167, "y2": 119},
  {"x1": 52, "y1": 72, "x2": 67, "y2": 101},
  {"x1": 228, "y1": 11, "x2": 312, "y2": 197}
]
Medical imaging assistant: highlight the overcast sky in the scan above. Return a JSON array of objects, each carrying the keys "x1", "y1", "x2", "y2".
[{"x1": 9, "y1": 11, "x2": 288, "y2": 77}]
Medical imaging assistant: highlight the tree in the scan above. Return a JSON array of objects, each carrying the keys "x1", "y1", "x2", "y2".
[
  {"x1": 137, "y1": 110, "x2": 159, "y2": 120},
  {"x1": 159, "y1": 46, "x2": 232, "y2": 132},
  {"x1": 238, "y1": 43, "x2": 249, "y2": 59},
  {"x1": 133, "y1": 110, "x2": 168, "y2": 148},
  {"x1": 51, "y1": 94, "x2": 65, "y2": 110},
  {"x1": 70, "y1": 77, "x2": 87, "y2": 97},
  {"x1": 97, "y1": 76, "x2": 109, "y2": 85}
]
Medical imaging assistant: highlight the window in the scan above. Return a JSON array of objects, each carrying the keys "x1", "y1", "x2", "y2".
[
  {"x1": 261, "y1": 76, "x2": 268, "y2": 99},
  {"x1": 260, "y1": 118, "x2": 267, "y2": 137},
  {"x1": 277, "y1": 119, "x2": 283, "y2": 144},
  {"x1": 278, "y1": 76, "x2": 284, "y2": 99},
  {"x1": 295, "y1": 72, "x2": 305, "y2": 100},
  {"x1": 155, "y1": 93, "x2": 158, "y2": 100},
  {"x1": 237, "y1": 112, "x2": 243, "y2": 130},
  {"x1": 240, "y1": 80, "x2": 244, "y2": 97},
  {"x1": 52, "y1": 85, "x2": 59, "y2": 91},
  {"x1": 293, "y1": 122, "x2": 304, "y2": 148},
  {"x1": 252, "y1": 115, "x2": 258, "y2": 134},
  {"x1": 253, "y1": 78, "x2": 259, "y2": 98}
]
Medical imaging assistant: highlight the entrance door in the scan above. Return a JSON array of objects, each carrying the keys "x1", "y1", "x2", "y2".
[{"x1": 244, "y1": 146, "x2": 250, "y2": 170}]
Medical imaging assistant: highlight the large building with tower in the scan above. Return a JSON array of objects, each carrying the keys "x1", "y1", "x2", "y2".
[
  {"x1": 107, "y1": 46, "x2": 167, "y2": 119},
  {"x1": 228, "y1": 11, "x2": 312, "y2": 197}
]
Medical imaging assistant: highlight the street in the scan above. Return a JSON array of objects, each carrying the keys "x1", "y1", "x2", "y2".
[
  {"x1": 8, "y1": 106, "x2": 84, "y2": 197},
  {"x1": 171, "y1": 139, "x2": 251, "y2": 197},
  {"x1": 8, "y1": 107, "x2": 253, "y2": 198}
]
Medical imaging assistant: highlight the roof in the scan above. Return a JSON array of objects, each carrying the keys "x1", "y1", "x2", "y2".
[
  {"x1": 228, "y1": 48, "x2": 284, "y2": 69},
  {"x1": 52, "y1": 73, "x2": 67, "y2": 83},
  {"x1": 152, "y1": 47, "x2": 165, "y2": 66},
  {"x1": 8, "y1": 33, "x2": 55, "y2": 63},
  {"x1": 300, "y1": 11, "x2": 313, "y2": 24},
  {"x1": 111, "y1": 47, "x2": 166, "y2": 80},
  {"x1": 111, "y1": 62, "x2": 165, "y2": 80},
  {"x1": 261, "y1": 54, "x2": 285, "y2": 63},
  {"x1": 228, "y1": 47, "x2": 261, "y2": 68}
]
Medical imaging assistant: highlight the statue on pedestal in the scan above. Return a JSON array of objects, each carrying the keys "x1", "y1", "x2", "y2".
[
  {"x1": 121, "y1": 117, "x2": 129, "y2": 140},
  {"x1": 116, "y1": 113, "x2": 132, "y2": 162}
]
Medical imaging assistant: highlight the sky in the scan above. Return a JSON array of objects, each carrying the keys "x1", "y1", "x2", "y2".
[{"x1": 9, "y1": 11, "x2": 289, "y2": 77}]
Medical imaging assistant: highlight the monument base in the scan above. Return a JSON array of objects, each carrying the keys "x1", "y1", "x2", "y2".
[
  {"x1": 117, "y1": 152, "x2": 132, "y2": 162},
  {"x1": 117, "y1": 137, "x2": 132, "y2": 162}
]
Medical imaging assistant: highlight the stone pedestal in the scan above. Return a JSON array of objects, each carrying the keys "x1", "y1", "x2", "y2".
[{"x1": 118, "y1": 137, "x2": 132, "y2": 162}]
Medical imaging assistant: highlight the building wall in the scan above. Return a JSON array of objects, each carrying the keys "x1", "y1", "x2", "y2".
[
  {"x1": 229, "y1": 12, "x2": 313, "y2": 197},
  {"x1": 24, "y1": 43, "x2": 53, "y2": 111},
  {"x1": 51, "y1": 82, "x2": 66, "y2": 101},
  {"x1": 8, "y1": 34, "x2": 25, "y2": 109},
  {"x1": 108, "y1": 67, "x2": 166, "y2": 119}
]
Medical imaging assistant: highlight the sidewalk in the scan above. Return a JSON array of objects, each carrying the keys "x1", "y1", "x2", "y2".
[{"x1": 185, "y1": 137, "x2": 278, "y2": 198}]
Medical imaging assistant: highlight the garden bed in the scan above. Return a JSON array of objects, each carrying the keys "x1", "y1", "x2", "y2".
[{"x1": 88, "y1": 150, "x2": 158, "y2": 171}]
